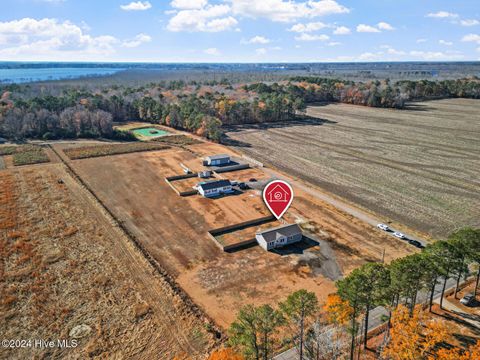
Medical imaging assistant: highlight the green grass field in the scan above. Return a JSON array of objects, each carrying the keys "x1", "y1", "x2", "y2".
[{"x1": 132, "y1": 127, "x2": 170, "y2": 139}]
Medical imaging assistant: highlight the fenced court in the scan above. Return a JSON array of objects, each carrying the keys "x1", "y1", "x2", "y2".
[
  {"x1": 132, "y1": 127, "x2": 170, "y2": 139},
  {"x1": 208, "y1": 215, "x2": 279, "y2": 252}
]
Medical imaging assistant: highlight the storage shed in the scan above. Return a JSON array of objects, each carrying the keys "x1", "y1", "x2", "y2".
[{"x1": 204, "y1": 154, "x2": 231, "y2": 166}]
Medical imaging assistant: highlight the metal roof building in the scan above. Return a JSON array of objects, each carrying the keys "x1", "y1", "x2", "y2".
[{"x1": 204, "y1": 154, "x2": 231, "y2": 166}]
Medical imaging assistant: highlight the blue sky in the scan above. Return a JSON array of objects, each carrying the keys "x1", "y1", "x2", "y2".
[{"x1": 1, "y1": 0, "x2": 479, "y2": 62}]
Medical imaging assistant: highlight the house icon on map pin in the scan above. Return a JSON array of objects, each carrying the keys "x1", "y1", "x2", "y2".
[{"x1": 267, "y1": 184, "x2": 289, "y2": 202}]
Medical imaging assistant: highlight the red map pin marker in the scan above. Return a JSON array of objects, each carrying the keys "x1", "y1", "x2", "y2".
[{"x1": 263, "y1": 180, "x2": 294, "y2": 220}]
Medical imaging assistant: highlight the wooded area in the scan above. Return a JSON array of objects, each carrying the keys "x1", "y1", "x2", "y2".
[
  {"x1": 0, "y1": 77, "x2": 479, "y2": 142},
  {"x1": 225, "y1": 228, "x2": 480, "y2": 360}
]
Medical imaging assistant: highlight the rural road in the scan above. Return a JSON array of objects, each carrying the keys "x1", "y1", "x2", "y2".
[
  {"x1": 261, "y1": 167, "x2": 426, "y2": 248},
  {"x1": 273, "y1": 277, "x2": 461, "y2": 360}
]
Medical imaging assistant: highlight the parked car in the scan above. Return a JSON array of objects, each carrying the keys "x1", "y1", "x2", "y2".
[
  {"x1": 408, "y1": 240, "x2": 424, "y2": 249},
  {"x1": 393, "y1": 231, "x2": 406, "y2": 239},
  {"x1": 377, "y1": 223, "x2": 390, "y2": 231},
  {"x1": 460, "y1": 293, "x2": 476, "y2": 306}
]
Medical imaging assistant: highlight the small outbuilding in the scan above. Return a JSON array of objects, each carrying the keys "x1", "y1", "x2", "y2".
[
  {"x1": 256, "y1": 224, "x2": 303, "y2": 251},
  {"x1": 198, "y1": 170, "x2": 212, "y2": 178},
  {"x1": 197, "y1": 179, "x2": 233, "y2": 198},
  {"x1": 204, "y1": 154, "x2": 231, "y2": 166}
]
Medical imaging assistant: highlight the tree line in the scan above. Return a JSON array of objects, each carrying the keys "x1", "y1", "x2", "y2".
[
  {"x1": 336, "y1": 227, "x2": 480, "y2": 359},
  {"x1": 1, "y1": 76, "x2": 479, "y2": 142},
  {"x1": 288, "y1": 77, "x2": 480, "y2": 108},
  {"x1": 0, "y1": 83, "x2": 305, "y2": 142},
  {"x1": 225, "y1": 228, "x2": 480, "y2": 360}
]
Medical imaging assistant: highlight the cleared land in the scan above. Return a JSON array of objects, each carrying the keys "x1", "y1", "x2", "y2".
[
  {"x1": 154, "y1": 135, "x2": 203, "y2": 146},
  {"x1": 224, "y1": 99, "x2": 480, "y2": 238},
  {"x1": 58, "y1": 141, "x2": 414, "y2": 327},
  {"x1": 0, "y1": 145, "x2": 51, "y2": 167},
  {"x1": 63, "y1": 142, "x2": 170, "y2": 160},
  {"x1": 0, "y1": 165, "x2": 215, "y2": 359}
]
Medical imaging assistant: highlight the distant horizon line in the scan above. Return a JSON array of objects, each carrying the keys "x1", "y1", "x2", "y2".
[{"x1": 1, "y1": 60, "x2": 479, "y2": 65}]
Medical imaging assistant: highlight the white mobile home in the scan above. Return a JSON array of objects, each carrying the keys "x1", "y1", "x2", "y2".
[{"x1": 256, "y1": 224, "x2": 303, "y2": 251}]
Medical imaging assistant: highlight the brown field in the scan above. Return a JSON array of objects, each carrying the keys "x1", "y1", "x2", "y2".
[
  {"x1": 0, "y1": 145, "x2": 52, "y2": 167},
  {"x1": 0, "y1": 165, "x2": 214, "y2": 359},
  {"x1": 172, "y1": 175, "x2": 207, "y2": 192},
  {"x1": 216, "y1": 219, "x2": 282, "y2": 247},
  {"x1": 63, "y1": 142, "x2": 170, "y2": 159},
  {"x1": 59, "y1": 141, "x2": 414, "y2": 327},
  {"x1": 225, "y1": 167, "x2": 270, "y2": 183},
  {"x1": 224, "y1": 99, "x2": 480, "y2": 238}
]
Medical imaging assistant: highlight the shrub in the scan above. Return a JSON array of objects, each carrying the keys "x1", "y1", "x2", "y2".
[
  {"x1": 154, "y1": 135, "x2": 202, "y2": 146},
  {"x1": 13, "y1": 151, "x2": 49, "y2": 166},
  {"x1": 63, "y1": 142, "x2": 170, "y2": 160},
  {"x1": 0, "y1": 146, "x2": 17, "y2": 155}
]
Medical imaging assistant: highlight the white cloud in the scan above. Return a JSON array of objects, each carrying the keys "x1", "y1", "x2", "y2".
[
  {"x1": 122, "y1": 33, "x2": 152, "y2": 47},
  {"x1": 426, "y1": 11, "x2": 458, "y2": 19},
  {"x1": 230, "y1": 0, "x2": 349, "y2": 23},
  {"x1": 256, "y1": 47, "x2": 267, "y2": 55},
  {"x1": 358, "y1": 52, "x2": 380, "y2": 60},
  {"x1": 243, "y1": 35, "x2": 270, "y2": 44},
  {"x1": 289, "y1": 22, "x2": 329, "y2": 33},
  {"x1": 409, "y1": 50, "x2": 463, "y2": 60},
  {"x1": 204, "y1": 47, "x2": 220, "y2": 55},
  {"x1": 333, "y1": 25, "x2": 350, "y2": 35},
  {"x1": 356, "y1": 22, "x2": 392, "y2": 33},
  {"x1": 327, "y1": 41, "x2": 340, "y2": 46},
  {"x1": 170, "y1": 0, "x2": 207, "y2": 9},
  {"x1": 356, "y1": 24, "x2": 380, "y2": 33},
  {"x1": 462, "y1": 33, "x2": 480, "y2": 44},
  {"x1": 382, "y1": 46, "x2": 405, "y2": 56},
  {"x1": 377, "y1": 22, "x2": 394, "y2": 31},
  {"x1": 120, "y1": 1, "x2": 152, "y2": 11},
  {"x1": 294, "y1": 33, "x2": 329, "y2": 41},
  {"x1": 439, "y1": 39, "x2": 453, "y2": 46},
  {"x1": 461, "y1": 19, "x2": 480, "y2": 27},
  {"x1": 416, "y1": 38, "x2": 427, "y2": 43},
  {"x1": 167, "y1": 4, "x2": 238, "y2": 32},
  {"x1": 0, "y1": 18, "x2": 119, "y2": 60}
]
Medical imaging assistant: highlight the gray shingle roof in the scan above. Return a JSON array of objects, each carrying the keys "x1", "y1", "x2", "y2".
[
  {"x1": 206, "y1": 154, "x2": 230, "y2": 161},
  {"x1": 198, "y1": 179, "x2": 232, "y2": 191},
  {"x1": 256, "y1": 224, "x2": 302, "y2": 243}
]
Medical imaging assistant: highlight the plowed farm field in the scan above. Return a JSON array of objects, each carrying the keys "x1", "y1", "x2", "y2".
[
  {"x1": 0, "y1": 165, "x2": 214, "y2": 359},
  {"x1": 224, "y1": 99, "x2": 480, "y2": 238}
]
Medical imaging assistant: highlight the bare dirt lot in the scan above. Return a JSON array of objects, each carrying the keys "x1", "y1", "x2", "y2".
[
  {"x1": 59, "y1": 141, "x2": 414, "y2": 327},
  {"x1": 224, "y1": 99, "x2": 480, "y2": 238},
  {"x1": 0, "y1": 164, "x2": 214, "y2": 359}
]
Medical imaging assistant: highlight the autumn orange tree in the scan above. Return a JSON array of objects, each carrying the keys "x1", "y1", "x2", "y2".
[
  {"x1": 208, "y1": 348, "x2": 244, "y2": 360},
  {"x1": 323, "y1": 293, "x2": 353, "y2": 326},
  {"x1": 434, "y1": 340, "x2": 480, "y2": 360},
  {"x1": 382, "y1": 305, "x2": 448, "y2": 360}
]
